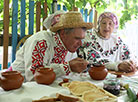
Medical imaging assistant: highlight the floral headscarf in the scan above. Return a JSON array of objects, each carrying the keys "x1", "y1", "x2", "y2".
[{"x1": 98, "y1": 12, "x2": 119, "y2": 32}]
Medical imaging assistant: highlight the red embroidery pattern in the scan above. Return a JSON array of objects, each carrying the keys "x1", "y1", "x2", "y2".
[
  {"x1": 63, "y1": 64, "x2": 70, "y2": 75},
  {"x1": 31, "y1": 40, "x2": 47, "y2": 74},
  {"x1": 52, "y1": 34, "x2": 70, "y2": 75},
  {"x1": 52, "y1": 47, "x2": 68, "y2": 63},
  {"x1": 52, "y1": 34, "x2": 68, "y2": 64}
]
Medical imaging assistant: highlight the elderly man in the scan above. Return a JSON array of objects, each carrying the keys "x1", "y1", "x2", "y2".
[{"x1": 10, "y1": 11, "x2": 93, "y2": 81}]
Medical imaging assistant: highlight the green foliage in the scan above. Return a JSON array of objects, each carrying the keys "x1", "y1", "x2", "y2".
[
  {"x1": 120, "y1": 10, "x2": 131, "y2": 29},
  {"x1": 78, "y1": 0, "x2": 87, "y2": 8},
  {"x1": 0, "y1": 20, "x2": 3, "y2": 32},
  {"x1": 124, "y1": 84, "x2": 138, "y2": 102},
  {"x1": 95, "y1": 0, "x2": 108, "y2": 14},
  {"x1": 119, "y1": 0, "x2": 138, "y2": 28},
  {"x1": 0, "y1": 0, "x2": 4, "y2": 14},
  {"x1": 76, "y1": 1, "x2": 83, "y2": 9},
  {"x1": 0, "y1": 0, "x2": 138, "y2": 34},
  {"x1": 0, "y1": 0, "x2": 4, "y2": 33},
  {"x1": 62, "y1": 1, "x2": 72, "y2": 10}
]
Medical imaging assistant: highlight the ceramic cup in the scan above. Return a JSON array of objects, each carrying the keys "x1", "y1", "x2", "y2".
[
  {"x1": 34, "y1": 67, "x2": 56, "y2": 85},
  {"x1": 88, "y1": 65, "x2": 108, "y2": 80},
  {"x1": 0, "y1": 71, "x2": 24, "y2": 91}
]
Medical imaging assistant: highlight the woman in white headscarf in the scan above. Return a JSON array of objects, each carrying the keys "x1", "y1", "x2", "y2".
[{"x1": 78, "y1": 12, "x2": 137, "y2": 73}]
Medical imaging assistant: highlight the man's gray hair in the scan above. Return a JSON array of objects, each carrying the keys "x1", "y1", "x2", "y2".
[{"x1": 58, "y1": 27, "x2": 87, "y2": 34}]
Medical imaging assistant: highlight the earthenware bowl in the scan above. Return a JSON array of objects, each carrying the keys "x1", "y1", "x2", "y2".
[
  {"x1": 34, "y1": 67, "x2": 56, "y2": 85},
  {"x1": 88, "y1": 65, "x2": 108, "y2": 80},
  {"x1": 0, "y1": 71, "x2": 24, "y2": 91}
]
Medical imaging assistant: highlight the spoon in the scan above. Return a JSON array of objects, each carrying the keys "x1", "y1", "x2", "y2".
[{"x1": 81, "y1": 63, "x2": 93, "y2": 73}]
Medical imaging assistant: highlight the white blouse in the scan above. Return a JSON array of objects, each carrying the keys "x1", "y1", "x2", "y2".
[{"x1": 78, "y1": 29, "x2": 135, "y2": 71}]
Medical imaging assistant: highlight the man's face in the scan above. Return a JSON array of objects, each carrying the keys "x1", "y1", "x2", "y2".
[{"x1": 60, "y1": 28, "x2": 86, "y2": 53}]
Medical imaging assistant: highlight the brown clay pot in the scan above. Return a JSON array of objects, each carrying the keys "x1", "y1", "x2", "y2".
[
  {"x1": 0, "y1": 71, "x2": 24, "y2": 91},
  {"x1": 34, "y1": 68, "x2": 56, "y2": 85},
  {"x1": 88, "y1": 65, "x2": 108, "y2": 80}
]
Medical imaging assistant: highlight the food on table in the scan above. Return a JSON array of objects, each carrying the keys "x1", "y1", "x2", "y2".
[
  {"x1": 32, "y1": 93, "x2": 82, "y2": 102},
  {"x1": 82, "y1": 90, "x2": 116, "y2": 102},
  {"x1": 59, "y1": 82, "x2": 65, "y2": 86},
  {"x1": 63, "y1": 78, "x2": 69, "y2": 83},
  {"x1": 33, "y1": 81, "x2": 117, "y2": 102},
  {"x1": 116, "y1": 74, "x2": 122, "y2": 78},
  {"x1": 59, "y1": 78, "x2": 69, "y2": 86},
  {"x1": 62, "y1": 81, "x2": 117, "y2": 102},
  {"x1": 103, "y1": 78, "x2": 120, "y2": 95},
  {"x1": 108, "y1": 70, "x2": 136, "y2": 77},
  {"x1": 32, "y1": 96, "x2": 58, "y2": 102},
  {"x1": 124, "y1": 84, "x2": 138, "y2": 102},
  {"x1": 67, "y1": 81, "x2": 97, "y2": 96},
  {"x1": 56, "y1": 93, "x2": 82, "y2": 102}
]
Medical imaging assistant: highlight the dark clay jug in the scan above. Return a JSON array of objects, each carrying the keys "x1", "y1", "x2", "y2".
[
  {"x1": 34, "y1": 68, "x2": 56, "y2": 85},
  {"x1": 88, "y1": 65, "x2": 108, "y2": 80},
  {"x1": 0, "y1": 71, "x2": 24, "y2": 91}
]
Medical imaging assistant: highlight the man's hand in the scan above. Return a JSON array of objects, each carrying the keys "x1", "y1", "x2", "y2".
[
  {"x1": 69, "y1": 57, "x2": 89, "y2": 73},
  {"x1": 118, "y1": 60, "x2": 137, "y2": 73}
]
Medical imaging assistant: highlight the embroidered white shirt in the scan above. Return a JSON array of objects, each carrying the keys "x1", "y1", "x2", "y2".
[{"x1": 12, "y1": 31, "x2": 77, "y2": 81}]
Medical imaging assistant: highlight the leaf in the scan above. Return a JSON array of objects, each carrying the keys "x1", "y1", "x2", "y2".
[
  {"x1": 76, "y1": 1, "x2": 83, "y2": 8},
  {"x1": 118, "y1": 3, "x2": 123, "y2": 8},
  {"x1": 63, "y1": 2, "x2": 72, "y2": 10},
  {"x1": 82, "y1": 0, "x2": 87, "y2": 7},
  {"x1": 133, "y1": 0, "x2": 137, "y2": 3},
  {"x1": 112, "y1": 0, "x2": 117, "y2": 3},
  {"x1": 66, "y1": 0, "x2": 74, "y2": 6},
  {"x1": 135, "y1": 99, "x2": 138, "y2": 102}
]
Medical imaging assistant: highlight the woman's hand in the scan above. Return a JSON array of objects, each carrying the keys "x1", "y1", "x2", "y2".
[
  {"x1": 69, "y1": 57, "x2": 89, "y2": 73},
  {"x1": 118, "y1": 60, "x2": 137, "y2": 73}
]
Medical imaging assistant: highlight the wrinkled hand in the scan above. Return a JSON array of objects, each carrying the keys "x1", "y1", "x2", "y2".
[
  {"x1": 69, "y1": 57, "x2": 89, "y2": 73},
  {"x1": 118, "y1": 60, "x2": 137, "y2": 73}
]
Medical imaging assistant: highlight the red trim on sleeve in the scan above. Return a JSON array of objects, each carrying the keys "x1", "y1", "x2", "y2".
[{"x1": 31, "y1": 40, "x2": 47, "y2": 74}]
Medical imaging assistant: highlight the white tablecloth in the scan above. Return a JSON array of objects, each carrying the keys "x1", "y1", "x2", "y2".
[{"x1": 0, "y1": 72, "x2": 138, "y2": 102}]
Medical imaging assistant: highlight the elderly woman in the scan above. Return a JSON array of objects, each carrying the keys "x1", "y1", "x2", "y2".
[{"x1": 78, "y1": 12, "x2": 137, "y2": 73}]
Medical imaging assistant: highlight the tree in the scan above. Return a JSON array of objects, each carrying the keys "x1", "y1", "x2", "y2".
[{"x1": 0, "y1": 0, "x2": 138, "y2": 34}]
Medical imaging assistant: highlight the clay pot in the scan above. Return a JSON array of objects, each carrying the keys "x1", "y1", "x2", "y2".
[
  {"x1": 34, "y1": 68, "x2": 56, "y2": 85},
  {"x1": 88, "y1": 65, "x2": 108, "y2": 80},
  {"x1": 0, "y1": 71, "x2": 24, "y2": 91}
]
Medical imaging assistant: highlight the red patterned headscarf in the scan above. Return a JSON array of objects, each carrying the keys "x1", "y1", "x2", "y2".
[{"x1": 98, "y1": 12, "x2": 119, "y2": 32}]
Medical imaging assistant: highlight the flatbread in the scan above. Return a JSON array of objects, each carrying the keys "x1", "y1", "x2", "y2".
[
  {"x1": 32, "y1": 96, "x2": 59, "y2": 102},
  {"x1": 56, "y1": 93, "x2": 83, "y2": 102},
  {"x1": 32, "y1": 93, "x2": 82, "y2": 102},
  {"x1": 67, "y1": 81, "x2": 97, "y2": 96},
  {"x1": 62, "y1": 81, "x2": 117, "y2": 102},
  {"x1": 82, "y1": 90, "x2": 108, "y2": 102}
]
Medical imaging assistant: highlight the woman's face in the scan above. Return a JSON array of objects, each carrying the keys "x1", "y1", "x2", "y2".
[{"x1": 99, "y1": 18, "x2": 114, "y2": 39}]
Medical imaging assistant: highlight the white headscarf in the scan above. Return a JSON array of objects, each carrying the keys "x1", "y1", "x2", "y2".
[{"x1": 43, "y1": 10, "x2": 66, "y2": 29}]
